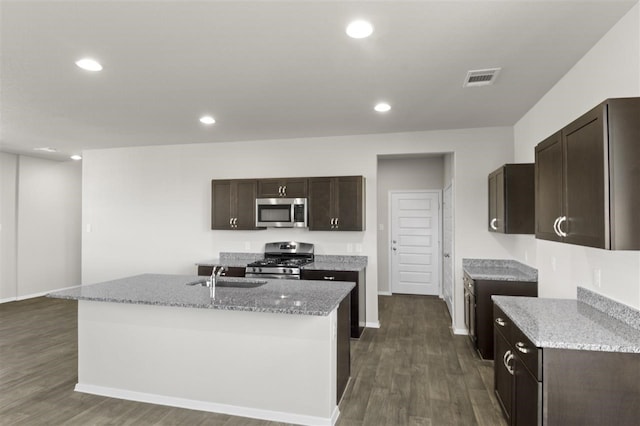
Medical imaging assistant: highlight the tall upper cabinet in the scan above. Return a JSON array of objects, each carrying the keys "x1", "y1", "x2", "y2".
[
  {"x1": 488, "y1": 164, "x2": 534, "y2": 234},
  {"x1": 534, "y1": 97, "x2": 640, "y2": 250}
]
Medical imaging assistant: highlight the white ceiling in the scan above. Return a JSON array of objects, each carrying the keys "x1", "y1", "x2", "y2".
[{"x1": 1, "y1": 0, "x2": 637, "y2": 161}]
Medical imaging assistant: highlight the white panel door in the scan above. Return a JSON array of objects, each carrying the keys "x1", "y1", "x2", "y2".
[
  {"x1": 442, "y1": 184, "x2": 454, "y2": 318},
  {"x1": 390, "y1": 191, "x2": 441, "y2": 296}
]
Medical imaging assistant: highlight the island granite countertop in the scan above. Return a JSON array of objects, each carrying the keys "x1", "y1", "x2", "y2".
[
  {"x1": 48, "y1": 273, "x2": 354, "y2": 317},
  {"x1": 463, "y1": 258, "x2": 537, "y2": 282},
  {"x1": 493, "y1": 290, "x2": 640, "y2": 353}
]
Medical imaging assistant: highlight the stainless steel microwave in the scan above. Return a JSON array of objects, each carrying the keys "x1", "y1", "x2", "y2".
[{"x1": 255, "y1": 198, "x2": 308, "y2": 228}]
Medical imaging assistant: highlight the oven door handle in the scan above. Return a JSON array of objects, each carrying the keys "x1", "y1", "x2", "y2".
[{"x1": 245, "y1": 273, "x2": 300, "y2": 280}]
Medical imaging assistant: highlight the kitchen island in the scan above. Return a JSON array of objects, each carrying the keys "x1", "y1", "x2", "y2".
[{"x1": 48, "y1": 274, "x2": 354, "y2": 426}]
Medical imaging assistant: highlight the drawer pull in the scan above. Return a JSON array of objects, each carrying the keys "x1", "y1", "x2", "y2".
[
  {"x1": 516, "y1": 342, "x2": 531, "y2": 354},
  {"x1": 323, "y1": 276, "x2": 336, "y2": 280},
  {"x1": 495, "y1": 318, "x2": 506, "y2": 327},
  {"x1": 503, "y1": 350, "x2": 514, "y2": 375}
]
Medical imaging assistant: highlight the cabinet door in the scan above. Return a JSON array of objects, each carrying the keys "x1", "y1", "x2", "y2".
[
  {"x1": 335, "y1": 176, "x2": 363, "y2": 231},
  {"x1": 535, "y1": 132, "x2": 563, "y2": 242},
  {"x1": 211, "y1": 180, "x2": 233, "y2": 229},
  {"x1": 487, "y1": 169, "x2": 506, "y2": 232},
  {"x1": 257, "y1": 179, "x2": 282, "y2": 198},
  {"x1": 308, "y1": 178, "x2": 333, "y2": 230},
  {"x1": 494, "y1": 329, "x2": 514, "y2": 424},
  {"x1": 235, "y1": 180, "x2": 258, "y2": 229},
  {"x1": 562, "y1": 105, "x2": 606, "y2": 248},
  {"x1": 488, "y1": 172, "x2": 498, "y2": 232},
  {"x1": 257, "y1": 178, "x2": 308, "y2": 198},
  {"x1": 280, "y1": 178, "x2": 308, "y2": 198},
  {"x1": 514, "y1": 357, "x2": 541, "y2": 426}
]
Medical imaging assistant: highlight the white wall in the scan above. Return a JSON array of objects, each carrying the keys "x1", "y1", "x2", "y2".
[
  {"x1": 376, "y1": 155, "x2": 445, "y2": 294},
  {"x1": 0, "y1": 153, "x2": 18, "y2": 301},
  {"x1": 0, "y1": 154, "x2": 82, "y2": 302},
  {"x1": 82, "y1": 126, "x2": 515, "y2": 330},
  {"x1": 513, "y1": 4, "x2": 640, "y2": 308}
]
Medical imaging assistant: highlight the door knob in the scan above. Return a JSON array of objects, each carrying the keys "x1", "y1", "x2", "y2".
[{"x1": 444, "y1": 253, "x2": 450, "y2": 258}]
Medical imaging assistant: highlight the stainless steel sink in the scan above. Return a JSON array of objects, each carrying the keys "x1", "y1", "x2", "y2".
[{"x1": 185, "y1": 277, "x2": 268, "y2": 288}]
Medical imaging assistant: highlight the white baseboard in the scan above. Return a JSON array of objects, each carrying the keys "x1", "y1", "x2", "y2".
[
  {"x1": 452, "y1": 327, "x2": 469, "y2": 335},
  {"x1": 0, "y1": 285, "x2": 82, "y2": 304},
  {"x1": 365, "y1": 321, "x2": 381, "y2": 329},
  {"x1": 75, "y1": 383, "x2": 339, "y2": 426},
  {"x1": 378, "y1": 291, "x2": 392, "y2": 296}
]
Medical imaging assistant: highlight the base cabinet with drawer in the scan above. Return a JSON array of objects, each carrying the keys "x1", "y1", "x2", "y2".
[
  {"x1": 301, "y1": 268, "x2": 365, "y2": 338},
  {"x1": 464, "y1": 273, "x2": 537, "y2": 360},
  {"x1": 494, "y1": 304, "x2": 640, "y2": 425}
]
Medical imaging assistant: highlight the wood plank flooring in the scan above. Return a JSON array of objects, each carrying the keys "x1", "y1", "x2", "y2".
[{"x1": 0, "y1": 295, "x2": 505, "y2": 425}]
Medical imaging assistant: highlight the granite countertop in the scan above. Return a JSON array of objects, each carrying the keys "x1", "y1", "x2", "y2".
[
  {"x1": 463, "y1": 258, "x2": 537, "y2": 282},
  {"x1": 303, "y1": 255, "x2": 367, "y2": 272},
  {"x1": 493, "y1": 292, "x2": 640, "y2": 353},
  {"x1": 47, "y1": 273, "x2": 354, "y2": 317},
  {"x1": 196, "y1": 253, "x2": 368, "y2": 272}
]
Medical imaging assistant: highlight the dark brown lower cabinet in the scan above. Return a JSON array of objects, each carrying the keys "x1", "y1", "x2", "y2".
[
  {"x1": 494, "y1": 304, "x2": 640, "y2": 425},
  {"x1": 466, "y1": 273, "x2": 537, "y2": 360},
  {"x1": 197, "y1": 265, "x2": 245, "y2": 277},
  {"x1": 301, "y1": 269, "x2": 365, "y2": 338},
  {"x1": 336, "y1": 294, "x2": 350, "y2": 403}
]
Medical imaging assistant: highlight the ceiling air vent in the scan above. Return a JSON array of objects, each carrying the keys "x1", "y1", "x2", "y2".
[{"x1": 463, "y1": 68, "x2": 501, "y2": 87}]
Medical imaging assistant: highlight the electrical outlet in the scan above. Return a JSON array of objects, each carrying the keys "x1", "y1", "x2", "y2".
[
  {"x1": 355, "y1": 243, "x2": 363, "y2": 253},
  {"x1": 346, "y1": 243, "x2": 353, "y2": 253},
  {"x1": 86, "y1": 224, "x2": 92, "y2": 233},
  {"x1": 593, "y1": 269, "x2": 602, "y2": 288}
]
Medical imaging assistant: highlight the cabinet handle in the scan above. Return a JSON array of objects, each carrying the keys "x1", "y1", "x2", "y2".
[
  {"x1": 229, "y1": 218, "x2": 233, "y2": 227},
  {"x1": 495, "y1": 318, "x2": 506, "y2": 327},
  {"x1": 553, "y1": 216, "x2": 561, "y2": 237},
  {"x1": 503, "y1": 350, "x2": 515, "y2": 375},
  {"x1": 335, "y1": 217, "x2": 339, "y2": 228},
  {"x1": 283, "y1": 185, "x2": 287, "y2": 196},
  {"x1": 515, "y1": 342, "x2": 530, "y2": 354},
  {"x1": 557, "y1": 216, "x2": 568, "y2": 237},
  {"x1": 490, "y1": 218, "x2": 498, "y2": 230},
  {"x1": 278, "y1": 186, "x2": 283, "y2": 196},
  {"x1": 323, "y1": 276, "x2": 336, "y2": 280}
]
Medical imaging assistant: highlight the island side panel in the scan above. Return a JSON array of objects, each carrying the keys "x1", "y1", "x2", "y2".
[{"x1": 77, "y1": 301, "x2": 338, "y2": 424}]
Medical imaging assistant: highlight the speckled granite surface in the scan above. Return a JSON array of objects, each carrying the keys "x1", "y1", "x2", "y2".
[
  {"x1": 492, "y1": 295, "x2": 640, "y2": 353},
  {"x1": 578, "y1": 287, "x2": 640, "y2": 331},
  {"x1": 48, "y1": 274, "x2": 354, "y2": 317},
  {"x1": 197, "y1": 253, "x2": 368, "y2": 271},
  {"x1": 303, "y1": 255, "x2": 367, "y2": 272},
  {"x1": 196, "y1": 252, "x2": 263, "y2": 268},
  {"x1": 463, "y1": 258, "x2": 537, "y2": 282}
]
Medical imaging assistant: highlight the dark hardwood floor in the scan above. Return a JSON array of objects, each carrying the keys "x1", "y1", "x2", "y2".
[{"x1": 0, "y1": 295, "x2": 505, "y2": 425}]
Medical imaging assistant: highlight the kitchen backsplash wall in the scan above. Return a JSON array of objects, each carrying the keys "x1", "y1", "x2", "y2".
[{"x1": 513, "y1": 3, "x2": 640, "y2": 309}]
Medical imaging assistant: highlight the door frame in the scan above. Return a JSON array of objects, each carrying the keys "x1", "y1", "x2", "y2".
[
  {"x1": 388, "y1": 189, "x2": 442, "y2": 296},
  {"x1": 442, "y1": 182, "x2": 455, "y2": 324}
]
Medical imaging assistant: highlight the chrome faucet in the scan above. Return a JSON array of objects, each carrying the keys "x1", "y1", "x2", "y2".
[{"x1": 209, "y1": 266, "x2": 226, "y2": 298}]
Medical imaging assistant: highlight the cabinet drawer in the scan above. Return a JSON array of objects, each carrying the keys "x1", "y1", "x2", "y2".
[
  {"x1": 197, "y1": 265, "x2": 245, "y2": 277},
  {"x1": 512, "y1": 325, "x2": 542, "y2": 381},
  {"x1": 301, "y1": 269, "x2": 357, "y2": 282},
  {"x1": 493, "y1": 304, "x2": 513, "y2": 342}
]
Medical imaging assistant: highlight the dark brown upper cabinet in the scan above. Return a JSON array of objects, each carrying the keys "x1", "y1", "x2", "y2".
[
  {"x1": 308, "y1": 176, "x2": 365, "y2": 231},
  {"x1": 211, "y1": 179, "x2": 262, "y2": 230},
  {"x1": 488, "y1": 164, "x2": 534, "y2": 234},
  {"x1": 535, "y1": 97, "x2": 640, "y2": 249},
  {"x1": 257, "y1": 178, "x2": 308, "y2": 198}
]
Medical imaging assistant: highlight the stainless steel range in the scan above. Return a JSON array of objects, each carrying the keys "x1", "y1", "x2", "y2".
[{"x1": 245, "y1": 241, "x2": 314, "y2": 280}]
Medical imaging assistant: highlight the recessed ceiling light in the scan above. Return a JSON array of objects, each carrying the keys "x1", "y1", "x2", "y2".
[
  {"x1": 199, "y1": 116, "x2": 216, "y2": 125},
  {"x1": 346, "y1": 20, "x2": 374, "y2": 39},
  {"x1": 374, "y1": 103, "x2": 391, "y2": 113},
  {"x1": 33, "y1": 147, "x2": 58, "y2": 153},
  {"x1": 75, "y1": 58, "x2": 103, "y2": 72},
  {"x1": 70, "y1": 155, "x2": 83, "y2": 161}
]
